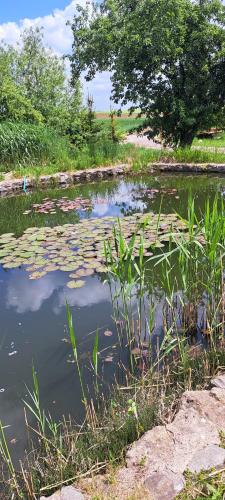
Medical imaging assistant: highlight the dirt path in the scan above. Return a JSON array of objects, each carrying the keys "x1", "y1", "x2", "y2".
[
  {"x1": 126, "y1": 132, "x2": 225, "y2": 152},
  {"x1": 125, "y1": 133, "x2": 163, "y2": 149}
]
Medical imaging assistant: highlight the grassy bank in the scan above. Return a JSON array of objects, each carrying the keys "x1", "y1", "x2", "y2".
[
  {"x1": 2, "y1": 145, "x2": 225, "y2": 181},
  {"x1": 1, "y1": 349, "x2": 224, "y2": 498},
  {"x1": 1, "y1": 121, "x2": 225, "y2": 182},
  {"x1": 0, "y1": 198, "x2": 225, "y2": 498}
]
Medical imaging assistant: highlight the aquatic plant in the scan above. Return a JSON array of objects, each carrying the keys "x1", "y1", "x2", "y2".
[
  {"x1": 0, "y1": 197, "x2": 224, "y2": 498},
  {"x1": 66, "y1": 302, "x2": 86, "y2": 404},
  {"x1": 24, "y1": 196, "x2": 93, "y2": 216},
  {"x1": 0, "y1": 212, "x2": 189, "y2": 286},
  {"x1": 104, "y1": 197, "x2": 225, "y2": 374}
]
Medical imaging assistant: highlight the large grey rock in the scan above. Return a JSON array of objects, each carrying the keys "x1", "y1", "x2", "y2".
[
  {"x1": 187, "y1": 444, "x2": 225, "y2": 473},
  {"x1": 120, "y1": 384, "x2": 225, "y2": 499},
  {"x1": 40, "y1": 485, "x2": 85, "y2": 500},
  {"x1": 144, "y1": 471, "x2": 185, "y2": 500},
  {"x1": 51, "y1": 377, "x2": 225, "y2": 499},
  {"x1": 211, "y1": 374, "x2": 225, "y2": 390}
]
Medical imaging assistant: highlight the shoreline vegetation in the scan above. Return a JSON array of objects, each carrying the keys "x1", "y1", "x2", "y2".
[
  {"x1": 0, "y1": 198, "x2": 225, "y2": 499},
  {"x1": 2, "y1": 119, "x2": 225, "y2": 183}
]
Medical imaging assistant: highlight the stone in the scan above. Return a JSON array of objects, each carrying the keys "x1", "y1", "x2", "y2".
[
  {"x1": 211, "y1": 374, "x2": 225, "y2": 390},
  {"x1": 120, "y1": 382, "x2": 225, "y2": 499},
  {"x1": 40, "y1": 485, "x2": 85, "y2": 500},
  {"x1": 0, "y1": 164, "x2": 127, "y2": 197},
  {"x1": 144, "y1": 471, "x2": 185, "y2": 500},
  {"x1": 187, "y1": 444, "x2": 225, "y2": 473}
]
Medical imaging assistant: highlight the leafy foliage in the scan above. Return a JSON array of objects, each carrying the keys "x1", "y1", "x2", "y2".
[
  {"x1": 0, "y1": 27, "x2": 85, "y2": 142},
  {"x1": 0, "y1": 44, "x2": 43, "y2": 123},
  {"x1": 71, "y1": 0, "x2": 225, "y2": 147}
]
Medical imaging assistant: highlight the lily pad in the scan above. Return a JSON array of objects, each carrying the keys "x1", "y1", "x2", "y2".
[{"x1": 66, "y1": 280, "x2": 85, "y2": 289}]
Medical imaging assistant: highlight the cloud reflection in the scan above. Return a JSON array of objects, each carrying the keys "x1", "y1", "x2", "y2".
[
  {"x1": 6, "y1": 271, "x2": 111, "y2": 314},
  {"x1": 6, "y1": 272, "x2": 65, "y2": 314},
  {"x1": 54, "y1": 279, "x2": 111, "y2": 313}
]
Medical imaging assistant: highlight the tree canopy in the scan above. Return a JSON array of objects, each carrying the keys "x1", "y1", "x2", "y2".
[
  {"x1": 70, "y1": 0, "x2": 225, "y2": 146},
  {"x1": 0, "y1": 27, "x2": 82, "y2": 131}
]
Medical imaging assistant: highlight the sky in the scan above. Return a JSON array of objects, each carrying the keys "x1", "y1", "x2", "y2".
[{"x1": 0, "y1": 0, "x2": 112, "y2": 110}]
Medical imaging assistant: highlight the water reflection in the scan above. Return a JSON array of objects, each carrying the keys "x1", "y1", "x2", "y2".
[
  {"x1": 0, "y1": 173, "x2": 225, "y2": 460},
  {"x1": 6, "y1": 270, "x2": 111, "y2": 314},
  {"x1": 6, "y1": 271, "x2": 65, "y2": 313}
]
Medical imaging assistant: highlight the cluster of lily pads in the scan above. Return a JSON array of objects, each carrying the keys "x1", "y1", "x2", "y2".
[
  {"x1": 23, "y1": 196, "x2": 93, "y2": 216},
  {"x1": 137, "y1": 188, "x2": 179, "y2": 199},
  {"x1": 0, "y1": 212, "x2": 189, "y2": 288}
]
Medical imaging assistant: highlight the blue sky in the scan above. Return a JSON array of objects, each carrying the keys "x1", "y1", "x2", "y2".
[
  {"x1": 0, "y1": 1, "x2": 112, "y2": 110},
  {"x1": 0, "y1": 1, "x2": 70, "y2": 23}
]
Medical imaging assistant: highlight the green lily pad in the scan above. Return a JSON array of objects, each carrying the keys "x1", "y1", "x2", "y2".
[
  {"x1": 29, "y1": 271, "x2": 47, "y2": 280},
  {"x1": 66, "y1": 280, "x2": 85, "y2": 289}
]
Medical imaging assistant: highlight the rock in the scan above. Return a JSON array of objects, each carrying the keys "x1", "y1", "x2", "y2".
[
  {"x1": 211, "y1": 374, "x2": 225, "y2": 390},
  {"x1": 0, "y1": 164, "x2": 128, "y2": 197},
  {"x1": 52, "y1": 376, "x2": 225, "y2": 499},
  {"x1": 121, "y1": 383, "x2": 225, "y2": 499},
  {"x1": 40, "y1": 485, "x2": 85, "y2": 500},
  {"x1": 187, "y1": 444, "x2": 225, "y2": 474},
  {"x1": 144, "y1": 471, "x2": 185, "y2": 500}
]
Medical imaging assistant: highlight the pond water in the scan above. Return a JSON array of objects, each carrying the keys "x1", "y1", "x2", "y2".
[{"x1": 0, "y1": 172, "x2": 225, "y2": 460}]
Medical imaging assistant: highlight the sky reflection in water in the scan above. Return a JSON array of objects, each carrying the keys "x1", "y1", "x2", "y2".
[{"x1": 0, "y1": 173, "x2": 225, "y2": 458}]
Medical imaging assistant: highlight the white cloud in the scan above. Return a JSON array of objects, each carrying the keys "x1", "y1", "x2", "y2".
[
  {"x1": 0, "y1": 1, "x2": 119, "y2": 109},
  {"x1": 0, "y1": 1, "x2": 82, "y2": 54},
  {"x1": 54, "y1": 279, "x2": 111, "y2": 313}
]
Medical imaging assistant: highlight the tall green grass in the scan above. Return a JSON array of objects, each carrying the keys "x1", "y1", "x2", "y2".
[
  {"x1": 131, "y1": 146, "x2": 225, "y2": 171},
  {"x1": 105, "y1": 197, "x2": 225, "y2": 371},
  {"x1": 0, "y1": 121, "x2": 71, "y2": 169},
  {"x1": 1, "y1": 120, "x2": 225, "y2": 179}
]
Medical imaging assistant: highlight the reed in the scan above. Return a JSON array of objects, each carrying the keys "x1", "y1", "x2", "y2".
[
  {"x1": 0, "y1": 197, "x2": 224, "y2": 498},
  {"x1": 66, "y1": 301, "x2": 86, "y2": 404}
]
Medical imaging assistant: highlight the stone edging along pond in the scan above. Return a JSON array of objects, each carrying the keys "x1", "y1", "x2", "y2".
[{"x1": 1, "y1": 161, "x2": 225, "y2": 197}]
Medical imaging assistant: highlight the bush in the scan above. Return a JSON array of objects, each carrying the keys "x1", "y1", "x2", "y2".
[{"x1": 0, "y1": 121, "x2": 72, "y2": 169}]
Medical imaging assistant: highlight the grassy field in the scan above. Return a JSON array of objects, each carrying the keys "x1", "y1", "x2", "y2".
[
  {"x1": 96, "y1": 116, "x2": 145, "y2": 134},
  {"x1": 1, "y1": 118, "x2": 225, "y2": 181},
  {"x1": 193, "y1": 131, "x2": 225, "y2": 148}
]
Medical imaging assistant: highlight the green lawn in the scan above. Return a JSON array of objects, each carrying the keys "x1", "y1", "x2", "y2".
[{"x1": 193, "y1": 131, "x2": 225, "y2": 148}]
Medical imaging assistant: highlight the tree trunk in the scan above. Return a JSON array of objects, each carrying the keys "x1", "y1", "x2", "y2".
[{"x1": 179, "y1": 130, "x2": 195, "y2": 148}]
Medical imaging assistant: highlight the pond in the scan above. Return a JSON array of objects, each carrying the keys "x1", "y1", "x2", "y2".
[{"x1": 0, "y1": 172, "x2": 225, "y2": 461}]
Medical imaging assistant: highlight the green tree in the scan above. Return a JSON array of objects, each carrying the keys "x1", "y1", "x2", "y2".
[
  {"x1": 0, "y1": 27, "x2": 83, "y2": 131},
  {"x1": 16, "y1": 27, "x2": 80, "y2": 127},
  {"x1": 0, "y1": 45, "x2": 42, "y2": 123},
  {"x1": 70, "y1": 0, "x2": 225, "y2": 147}
]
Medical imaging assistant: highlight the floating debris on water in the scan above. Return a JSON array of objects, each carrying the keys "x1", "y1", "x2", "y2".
[{"x1": 104, "y1": 330, "x2": 113, "y2": 337}]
